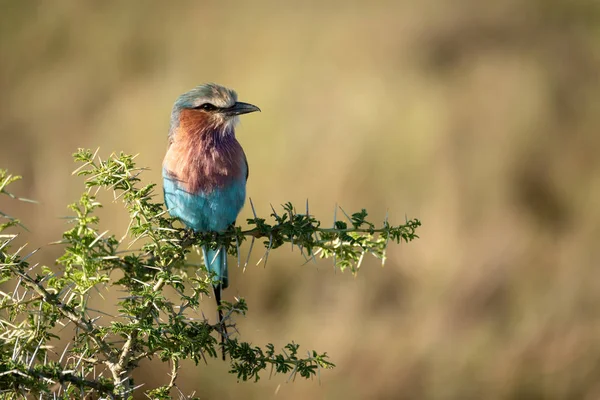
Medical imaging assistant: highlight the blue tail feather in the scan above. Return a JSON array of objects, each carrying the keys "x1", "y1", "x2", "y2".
[
  {"x1": 202, "y1": 246, "x2": 229, "y2": 289},
  {"x1": 202, "y1": 245, "x2": 229, "y2": 360}
]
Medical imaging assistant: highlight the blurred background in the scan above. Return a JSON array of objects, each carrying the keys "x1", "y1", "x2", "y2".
[{"x1": 2, "y1": 0, "x2": 600, "y2": 398}]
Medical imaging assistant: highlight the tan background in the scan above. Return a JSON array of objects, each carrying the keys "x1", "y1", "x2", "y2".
[{"x1": 2, "y1": 1, "x2": 600, "y2": 399}]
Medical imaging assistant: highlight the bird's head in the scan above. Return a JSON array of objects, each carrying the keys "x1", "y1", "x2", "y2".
[{"x1": 170, "y1": 83, "x2": 260, "y2": 137}]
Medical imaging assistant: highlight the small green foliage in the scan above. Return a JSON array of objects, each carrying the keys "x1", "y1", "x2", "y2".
[
  {"x1": 228, "y1": 340, "x2": 334, "y2": 383},
  {"x1": 231, "y1": 201, "x2": 420, "y2": 273},
  {"x1": 0, "y1": 150, "x2": 420, "y2": 399},
  {"x1": 0, "y1": 170, "x2": 25, "y2": 232}
]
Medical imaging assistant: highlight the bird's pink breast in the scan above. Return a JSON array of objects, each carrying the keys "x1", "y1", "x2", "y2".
[{"x1": 163, "y1": 109, "x2": 247, "y2": 194}]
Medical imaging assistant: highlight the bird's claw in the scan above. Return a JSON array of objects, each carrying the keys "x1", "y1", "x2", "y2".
[{"x1": 180, "y1": 229, "x2": 195, "y2": 248}]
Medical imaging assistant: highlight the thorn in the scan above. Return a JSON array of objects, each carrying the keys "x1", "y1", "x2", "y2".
[
  {"x1": 12, "y1": 278, "x2": 22, "y2": 301},
  {"x1": 88, "y1": 230, "x2": 110, "y2": 249},
  {"x1": 249, "y1": 197, "x2": 258, "y2": 219},
  {"x1": 298, "y1": 244, "x2": 310, "y2": 263},
  {"x1": 120, "y1": 218, "x2": 134, "y2": 243},
  {"x1": 333, "y1": 203, "x2": 337, "y2": 226},
  {"x1": 270, "y1": 203, "x2": 279, "y2": 218},
  {"x1": 198, "y1": 347, "x2": 208, "y2": 365},
  {"x1": 300, "y1": 251, "x2": 317, "y2": 266},
  {"x1": 21, "y1": 247, "x2": 39, "y2": 262},
  {"x1": 11, "y1": 337, "x2": 20, "y2": 361},
  {"x1": 339, "y1": 205, "x2": 353, "y2": 224},
  {"x1": 36, "y1": 301, "x2": 42, "y2": 333},
  {"x1": 256, "y1": 234, "x2": 273, "y2": 268},
  {"x1": 356, "y1": 250, "x2": 365, "y2": 272},
  {"x1": 27, "y1": 338, "x2": 44, "y2": 369},
  {"x1": 244, "y1": 237, "x2": 255, "y2": 273},
  {"x1": 74, "y1": 350, "x2": 86, "y2": 370}
]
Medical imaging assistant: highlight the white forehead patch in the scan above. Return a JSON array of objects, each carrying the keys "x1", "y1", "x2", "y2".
[{"x1": 195, "y1": 84, "x2": 237, "y2": 108}]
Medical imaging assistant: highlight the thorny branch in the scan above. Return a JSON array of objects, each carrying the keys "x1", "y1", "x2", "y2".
[{"x1": 0, "y1": 151, "x2": 420, "y2": 399}]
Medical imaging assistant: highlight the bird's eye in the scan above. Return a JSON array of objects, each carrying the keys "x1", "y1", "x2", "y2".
[{"x1": 196, "y1": 103, "x2": 217, "y2": 111}]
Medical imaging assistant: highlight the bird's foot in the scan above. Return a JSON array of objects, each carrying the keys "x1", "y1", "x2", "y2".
[{"x1": 180, "y1": 229, "x2": 195, "y2": 248}]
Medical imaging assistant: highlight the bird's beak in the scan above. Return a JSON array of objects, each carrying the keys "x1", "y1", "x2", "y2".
[{"x1": 222, "y1": 101, "x2": 261, "y2": 116}]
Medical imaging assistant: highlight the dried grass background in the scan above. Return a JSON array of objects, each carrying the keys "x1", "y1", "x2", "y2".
[{"x1": 2, "y1": 1, "x2": 600, "y2": 398}]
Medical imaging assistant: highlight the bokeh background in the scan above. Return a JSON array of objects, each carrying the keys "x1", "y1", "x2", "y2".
[{"x1": 2, "y1": 1, "x2": 600, "y2": 398}]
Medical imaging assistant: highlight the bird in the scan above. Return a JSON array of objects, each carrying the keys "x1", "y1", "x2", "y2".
[{"x1": 162, "y1": 83, "x2": 260, "y2": 359}]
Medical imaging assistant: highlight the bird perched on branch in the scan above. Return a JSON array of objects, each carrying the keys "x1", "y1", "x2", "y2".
[{"x1": 162, "y1": 83, "x2": 260, "y2": 359}]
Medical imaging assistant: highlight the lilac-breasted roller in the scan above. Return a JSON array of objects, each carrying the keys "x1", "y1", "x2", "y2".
[{"x1": 162, "y1": 83, "x2": 260, "y2": 358}]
